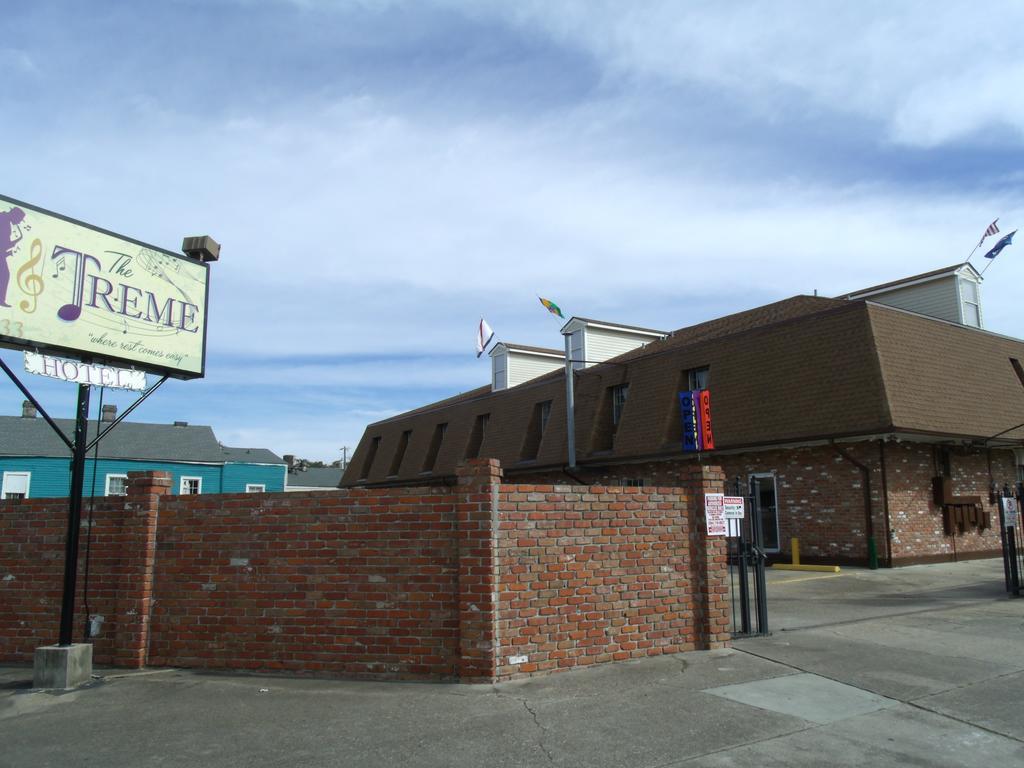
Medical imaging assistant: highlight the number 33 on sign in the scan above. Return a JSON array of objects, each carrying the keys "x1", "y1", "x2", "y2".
[{"x1": 0, "y1": 318, "x2": 25, "y2": 338}]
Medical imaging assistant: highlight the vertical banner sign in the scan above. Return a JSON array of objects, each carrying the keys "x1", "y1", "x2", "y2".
[
  {"x1": 680, "y1": 391, "x2": 698, "y2": 452},
  {"x1": 0, "y1": 194, "x2": 209, "y2": 379},
  {"x1": 705, "y1": 493, "x2": 727, "y2": 536},
  {"x1": 680, "y1": 389, "x2": 714, "y2": 452},
  {"x1": 699, "y1": 389, "x2": 714, "y2": 450}
]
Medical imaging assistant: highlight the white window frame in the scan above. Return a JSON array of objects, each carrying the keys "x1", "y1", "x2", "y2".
[
  {"x1": 1, "y1": 471, "x2": 31, "y2": 500},
  {"x1": 105, "y1": 474, "x2": 130, "y2": 496},
  {"x1": 179, "y1": 476, "x2": 203, "y2": 495},
  {"x1": 245, "y1": 483, "x2": 266, "y2": 493}
]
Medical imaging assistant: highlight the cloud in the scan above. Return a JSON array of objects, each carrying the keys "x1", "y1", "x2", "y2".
[
  {"x1": 429, "y1": 1, "x2": 1024, "y2": 148},
  {"x1": 3, "y1": 1, "x2": 1023, "y2": 462}
]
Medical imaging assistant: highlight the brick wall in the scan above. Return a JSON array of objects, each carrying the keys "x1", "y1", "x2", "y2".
[
  {"x1": 0, "y1": 461, "x2": 727, "y2": 681},
  {"x1": 514, "y1": 441, "x2": 1019, "y2": 566},
  {"x1": 884, "y1": 443, "x2": 1015, "y2": 563},
  {"x1": 493, "y1": 464, "x2": 728, "y2": 680}
]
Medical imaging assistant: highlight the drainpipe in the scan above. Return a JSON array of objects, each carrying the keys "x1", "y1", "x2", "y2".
[
  {"x1": 878, "y1": 440, "x2": 893, "y2": 568},
  {"x1": 563, "y1": 332, "x2": 576, "y2": 469},
  {"x1": 832, "y1": 441, "x2": 878, "y2": 569}
]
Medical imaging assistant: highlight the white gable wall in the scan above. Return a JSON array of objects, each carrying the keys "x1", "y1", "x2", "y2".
[
  {"x1": 585, "y1": 327, "x2": 657, "y2": 364},
  {"x1": 864, "y1": 276, "x2": 962, "y2": 323},
  {"x1": 507, "y1": 351, "x2": 563, "y2": 388}
]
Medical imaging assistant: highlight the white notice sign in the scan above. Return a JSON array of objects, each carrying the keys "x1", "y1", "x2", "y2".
[
  {"x1": 25, "y1": 351, "x2": 147, "y2": 391},
  {"x1": 723, "y1": 497, "x2": 745, "y2": 519},
  {"x1": 705, "y1": 493, "x2": 727, "y2": 536},
  {"x1": 1001, "y1": 497, "x2": 1019, "y2": 529}
]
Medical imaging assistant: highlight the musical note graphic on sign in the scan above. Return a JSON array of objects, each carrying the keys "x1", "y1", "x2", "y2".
[
  {"x1": 16, "y1": 238, "x2": 45, "y2": 313},
  {"x1": 51, "y1": 252, "x2": 66, "y2": 278}
]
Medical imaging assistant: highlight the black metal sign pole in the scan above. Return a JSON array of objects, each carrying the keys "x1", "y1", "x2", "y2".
[{"x1": 58, "y1": 383, "x2": 91, "y2": 646}]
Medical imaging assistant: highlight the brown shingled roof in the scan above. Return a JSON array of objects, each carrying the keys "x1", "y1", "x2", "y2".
[{"x1": 342, "y1": 295, "x2": 1024, "y2": 487}]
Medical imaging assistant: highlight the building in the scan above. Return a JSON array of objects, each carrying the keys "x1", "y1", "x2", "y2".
[
  {"x1": 0, "y1": 402, "x2": 286, "y2": 498},
  {"x1": 342, "y1": 266, "x2": 1024, "y2": 566},
  {"x1": 282, "y1": 455, "x2": 344, "y2": 491}
]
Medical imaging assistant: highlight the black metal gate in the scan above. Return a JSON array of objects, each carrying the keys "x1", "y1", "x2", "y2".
[
  {"x1": 727, "y1": 476, "x2": 769, "y2": 637},
  {"x1": 999, "y1": 484, "x2": 1023, "y2": 597}
]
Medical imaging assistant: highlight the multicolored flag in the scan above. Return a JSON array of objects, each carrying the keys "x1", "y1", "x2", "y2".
[
  {"x1": 538, "y1": 297, "x2": 564, "y2": 319},
  {"x1": 983, "y1": 230, "x2": 1016, "y2": 260},
  {"x1": 978, "y1": 219, "x2": 1000, "y2": 248},
  {"x1": 476, "y1": 317, "x2": 495, "y2": 357}
]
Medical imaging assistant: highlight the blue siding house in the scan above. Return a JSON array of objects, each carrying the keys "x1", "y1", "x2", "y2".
[{"x1": 0, "y1": 402, "x2": 286, "y2": 499}]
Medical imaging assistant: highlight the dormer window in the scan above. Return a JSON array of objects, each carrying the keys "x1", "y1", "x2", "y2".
[
  {"x1": 489, "y1": 343, "x2": 564, "y2": 391},
  {"x1": 560, "y1": 317, "x2": 666, "y2": 370},
  {"x1": 465, "y1": 414, "x2": 489, "y2": 459}
]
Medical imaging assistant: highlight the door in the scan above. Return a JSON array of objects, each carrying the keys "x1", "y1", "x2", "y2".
[{"x1": 751, "y1": 473, "x2": 780, "y2": 552}]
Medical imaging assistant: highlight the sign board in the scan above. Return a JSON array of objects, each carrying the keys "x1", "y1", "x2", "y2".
[
  {"x1": 681, "y1": 389, "x2": 714, "y2": 452},
  {"x1": 724, "y1": 496, "x2": 744, "y2": 537},
  {"x1": 25, "y1": 351, "x2": 147, "y2": 391},
  {"x1": 1001, "y1": 497, "x2": 1019, "y2": 529},
  {"x1": 705, "y1": 493, "x2": 727, "y2": 536},
  {"x1": 0, "y1": 194, "x2": 209, "y2": 379},
  {"x1": 724, "y1": 496, "x2": 745, "y2": 519}
]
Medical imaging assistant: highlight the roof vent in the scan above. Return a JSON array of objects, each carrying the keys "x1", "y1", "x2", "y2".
[
  {"x1": 101, "y1": 404, "x2": 117, "y2": 423},
  {"x1": 21, "y1": 400, "x2": 37, "y2": 419},
  {"x1": 173, "y1": 420, "x2": 188, "y2": 427},
  {"x1": 489, "y1": 343, "x2": 565, "y2": 391}
]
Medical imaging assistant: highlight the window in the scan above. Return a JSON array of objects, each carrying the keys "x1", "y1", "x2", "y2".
[
  {"x1": 569, "y1": 330, "x2": 585, "y2": 371},
  {"x1": 611, "y1": 384, "x2": 629, "y2": 426},
  {"x1": 592, "y1": 383, "x2": 630, "y2": 453},
  {"x1": 539, "y1": 400, "x2": 552, "y2": 433},
  {"x1": 520, "y1": 400, "x2": 553, "y2": 461},
  {"x1": 688, "y1": 366, "x2": 710, "y2": 390},
  {"x1": 388, "y1": 430, "x2": 412, "y2": 476},
  {"x1": 1, "y1": 471, "x2": 30, "y2": 499},
  {"x1": 422, "y1": 423, "x2": 447, "y2": 473},
  {"x1": 180, "y1": 476, "x2": 202, "y2": 495},
  {"x1": 492, "y1": 354, "x2": 508, "y2": 391},
  {"x1": 621, "y1": 477, "x2": 646, "y2": 488},
  {"x1": 961, "y1": 279, "x2": 981, "y2": 328},
  {"x1": 1011, "y1": 358, "x2": 1024, "y2": 389},
  {"x1": 105, "y1": 474, "x2": 129, "y2": 496},
  {"x1": 465, "y1": 414, "x2": 489, "y2": 459},
  {"x1": 245, "y1": 484, "x2": 266, "y2": 493},
  {"x1": 359, "y1": 436, "x2": 381, "y2": 480}
]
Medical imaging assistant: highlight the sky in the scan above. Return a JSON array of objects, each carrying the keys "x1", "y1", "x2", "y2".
[{"x1": 2, "y1": 0, "x2": 1023, "y2": 463}]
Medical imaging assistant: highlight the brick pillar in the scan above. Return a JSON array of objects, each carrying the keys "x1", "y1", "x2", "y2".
[
  {"x1": 684, "y1": 464, "x2": 731, "y2": 650},
  {"x1": 112, "y1": 471, "x2": 170, "y2": 667},
  {"x1": 455, "y1": 458, "x2": 502, "y2": 682}
]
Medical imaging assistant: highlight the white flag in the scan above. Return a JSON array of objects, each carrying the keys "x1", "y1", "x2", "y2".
[{"x1": 476, "y1": 318, "x2": 495, "y2": 357}]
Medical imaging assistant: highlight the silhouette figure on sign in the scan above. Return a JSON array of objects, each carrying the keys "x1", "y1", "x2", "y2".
[{"x1": 1, "y1": 206, "x2": 27, "y2": 308}]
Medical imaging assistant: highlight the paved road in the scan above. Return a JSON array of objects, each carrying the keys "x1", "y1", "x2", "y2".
[{"x1": 2, "y1": 559, "x2": 1021, "y2": 767}]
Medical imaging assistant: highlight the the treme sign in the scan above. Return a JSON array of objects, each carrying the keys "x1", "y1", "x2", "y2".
[{"x1": 0, "y1": 194, "x2": 209, "y2": 379}]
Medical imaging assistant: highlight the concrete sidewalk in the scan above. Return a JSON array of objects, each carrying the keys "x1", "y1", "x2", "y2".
[{"x1": 2, "y1": 560, "x2": 1021, "y2": 767}]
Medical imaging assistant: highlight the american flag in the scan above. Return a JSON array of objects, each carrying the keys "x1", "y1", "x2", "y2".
[{"x1": 978, "y1": 219, "x2": 1000, "y2": 248}]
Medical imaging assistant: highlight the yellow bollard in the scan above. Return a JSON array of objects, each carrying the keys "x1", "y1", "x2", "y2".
[{"x1": 771, "y1": 536, "x2": 840, "y2": 573}]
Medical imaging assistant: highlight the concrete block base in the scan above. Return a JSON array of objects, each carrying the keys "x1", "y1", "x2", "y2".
[{"x1": 33, "y1": 644, "x2": 93, "y2": 690}]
